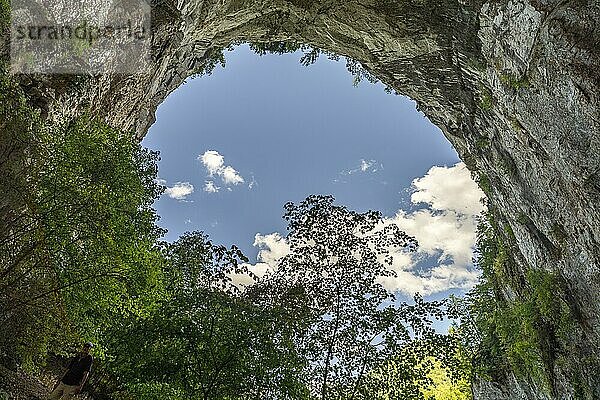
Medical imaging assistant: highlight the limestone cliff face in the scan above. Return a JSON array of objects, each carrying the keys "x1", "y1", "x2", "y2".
[{"x1": 16, "y1": 0, "x2": 599, "y2": 398}]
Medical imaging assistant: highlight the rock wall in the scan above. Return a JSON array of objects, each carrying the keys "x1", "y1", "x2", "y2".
[{"x1": 13, "y1": 0, "x2": 599, "y2": 398}]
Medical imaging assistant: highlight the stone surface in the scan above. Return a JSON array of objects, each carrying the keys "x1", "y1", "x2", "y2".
[{"x1": 11, "y1": 0, "x2": 600, "y2": 398}]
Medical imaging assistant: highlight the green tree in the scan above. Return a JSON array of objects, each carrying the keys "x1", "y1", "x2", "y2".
[
  {"x1": 254, "y1": 195, "x2": 463, "y2": 400},
  {"x1": 108, "y1": 232, "x2": 309, "y2": 400},
  {"x1": 0, "y1": 108, "x2": 165, "y2": 368},
  {"x1": 0, "y1": 66, "x2": 53, "y2": 368},
  {"x1": 419, "y1": 357, "x2": 472, "y2": 400},
  {"x1": 36, "y1": 117, "x2": 165, "y2": 338}
]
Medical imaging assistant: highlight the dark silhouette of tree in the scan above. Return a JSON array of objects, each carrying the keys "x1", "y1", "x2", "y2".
[{"x1": 251, "y1": 195, "x2": 464, "y2": 400}]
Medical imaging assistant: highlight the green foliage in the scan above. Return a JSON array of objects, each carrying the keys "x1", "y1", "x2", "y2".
[
  {"x1": 273, "y1": 195, "x2": 418, "y2": 398},
  {"x1": 475, "y1": 137, "x2": 490, "y2": 150},
  {"x1": 516, "y1": 212, "x2": 529, "y2": 225},
  {"x1": 493, "y1": 295, "x2": 547, "y2": 383},
  {"x1": 0, "y1": 0, "x2": 9, "y2": 30},
  {"x1": 249, "y1": 41, "x2": 304, "y2": 56},
  {"x1": 357, "y1": 332, "x2": 470, "y2": 400},
  {"x1": 191, "y1": 47, "x2": 228, "y2": 77},
  {"x1": 0, "y1": 63, "x2": 165, "y2": 370},
  {"x1": 38, "y1": 116, "x2": 166, "y2": 347},
  {"x1": 250, "y1": 41, "x2": 378, "y2": 87},
  {"x1": 509, "y1": 117, "x2": 523, "y2": 132},
  {"x1": 103, "y1": 232, "x2": 309, "y2": 400},
  {"x1": 251, "y1": 41, "x2": 326, "y2": 68},
  {"x1": 499, "y1": 73, "x2": 529, "y2": 91},
  {"x1": 0, "y1": 69, "x2": 58, "y2": 368},
  {"x1": 503, "y1": 223, "x2": 515, "y2": 241},
  {"x1": 459, "y1": 212, "x2": 577, "y2": 393},
  {"x1": 111, "y1": 382, "x2": 186, "y2": 400},
  {"x1": 476, "y1": 174, "x2": 492, "y2": 196},
  {"x1": 420, "y1": 357, "x2": 472, "y2": 400},
  {"x1": 346, "y1": 58, "x2": 378, "y2": 87},
  {"x1": 479, "y1": 89, "x2": 493, "y2": 110},
  {"x1": 455, "y1": 216, "x2": 508, "y2": 381}
]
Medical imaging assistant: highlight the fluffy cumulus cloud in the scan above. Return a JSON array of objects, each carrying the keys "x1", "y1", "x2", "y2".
[
  {"x1": 231, "y1": 163, "x2": 485, "y2": 295},
  {"x1": 200, "y1": 150, "x2": 225, "y2": 176},
  {"x1": 222, "y1": 166, "x2": 245, "y2": 185},
  {"x1": 379, "y1": 162, "x2": 485, "y2": 295},
  {"x1": 199, "y1": 150, "x2": 244, "y2": 191},
  {"x1": 254, "y1": 233, "x2": 291, "y2": 266},
  {"x1": 157, "y1": 179, "x2": 194, "y2": 200},
  {"x1": 411, "y1": 163, "x2": 485, "y2": 216}
]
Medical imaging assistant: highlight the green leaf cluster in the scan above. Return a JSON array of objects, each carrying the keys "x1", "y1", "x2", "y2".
[
  {"x1": 0, "y1": 66, "x2": 165, "y2": 370},
  {"x1": 103, "y1": 231, "x2": 309, "y2": 400},
  {"x1": 457, "y1": 212, "x2": 581, "y2": 394}
]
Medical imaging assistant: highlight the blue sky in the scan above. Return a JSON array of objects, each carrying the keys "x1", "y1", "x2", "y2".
[{"x1": 142, "y1": 45, "x2": 483, "y2": 299}]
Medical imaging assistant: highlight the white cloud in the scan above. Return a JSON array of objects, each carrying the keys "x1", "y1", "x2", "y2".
[
  {"x1": 411, "y1": 163, "x2": 485, "y2": 216},
  {"x1": 341, "y1": 158, "x2": 383, "y2": 176},
  {"x1": 248, "y1": 176, "x2": 257, "y2": 190},
  {"x1": 378, "y1": 162, "x2": 485, "y2": 295},
  {"x1": 229, "y1": 262, "x2": 274, "y2": 288},
  {"x1": 199, "y1": 150, "x2": 245, "y2": 188},
  {"x1": 378, "y1": 210, "x2": 481, "y2": 295},
  {"x1": 228, "y1": 233, "x2": 290, "y2": 289},
  {"x1": 221, "y1": 166, "x2": 244, "y2": 185},
  {"x1": 204, "y1": 181, "x2": 220, "y2": 193},
  {"x1": 360, "y1": 159, "x2": 373, "y2": 172},
  {"x1": 164, "y1": 182, "x2": 194, "y2": 200},
  {"x1": 200, "y1": 150, "x2": 225, "y2": 176},
  {"x1": 254, "y1": 233, "x2": 290, "y2": 265},
  {"x1": 390, "y1": 209, "x2": 476, "y2": 266}
]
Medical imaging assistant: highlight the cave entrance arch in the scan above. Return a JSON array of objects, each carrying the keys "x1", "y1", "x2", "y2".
[
  {"x1": 124, "y1": 0, "x2": 488, "y2": 303},
  {"x1": 116, "y1": 0, "x2": 488, "y2": 246}
]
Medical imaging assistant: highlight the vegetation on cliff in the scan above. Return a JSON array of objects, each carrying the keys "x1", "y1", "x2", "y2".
[{"x1": 458, "y1": 210, "x2": 598, "y2": 398}]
